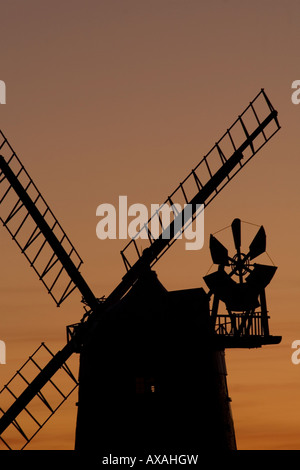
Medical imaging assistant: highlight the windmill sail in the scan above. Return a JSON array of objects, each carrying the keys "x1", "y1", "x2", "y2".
[
  {"x1": 120, "y1": 89, "x2": 280, "y2": 274},
  {"x1": 0, "y1": 343, "x2": 78, "y2": 450},
  {"x1": 0, "y1": 131, "x2": 98, "y2": 309}
]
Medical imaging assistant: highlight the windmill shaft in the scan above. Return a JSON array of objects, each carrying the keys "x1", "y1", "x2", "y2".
[{"x1": 0, "y1": 156, "x2": 98, "y2": 311}]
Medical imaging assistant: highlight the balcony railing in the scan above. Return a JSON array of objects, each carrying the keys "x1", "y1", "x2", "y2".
[{"x1": 214, "y1": 313, "x2": 268, "y2": 337}]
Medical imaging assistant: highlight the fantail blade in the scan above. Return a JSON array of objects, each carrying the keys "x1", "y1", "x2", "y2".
[
  {"x1": 231, "y1": 218, "x2": 241, "y2": 251},
  {"x1": 209, "y1": 234, "x2": 229, "y2": 266},
  {"x1": 249, "y1": 226, "x2": 266, "y2": 260}
]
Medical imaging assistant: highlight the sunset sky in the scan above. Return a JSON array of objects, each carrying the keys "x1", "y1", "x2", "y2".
[{"x1": 0, "y1": 0, "x2": 300, "y2": 450}]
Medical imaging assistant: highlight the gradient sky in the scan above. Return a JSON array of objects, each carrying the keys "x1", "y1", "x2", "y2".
[{"x1": 0, "y1": 0, "x2": 300, "y2": 450}]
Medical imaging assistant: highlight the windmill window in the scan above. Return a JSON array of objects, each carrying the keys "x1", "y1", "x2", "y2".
[
  {"x1": 136, "y1": 377, "x2": 145, "y2": 394},
  {"x1": 136, "y1": 377, "x2": 156, "y2": 394}
]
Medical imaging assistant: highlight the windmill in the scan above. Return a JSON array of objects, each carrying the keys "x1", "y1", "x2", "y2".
[{"x1": 0, "y1": 89, "x2": 281, "y2": 451}]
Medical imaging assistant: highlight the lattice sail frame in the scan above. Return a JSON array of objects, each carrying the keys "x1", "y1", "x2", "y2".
[
  {"x1": 0, "y1": 131, "x2": 83, "y2": 306},
  {"x1": 120, "y1": 89, "x2": 280, "y2": 271},
  {"x1": 0, "y1": 343, "x2": 78, "y2": 450}
]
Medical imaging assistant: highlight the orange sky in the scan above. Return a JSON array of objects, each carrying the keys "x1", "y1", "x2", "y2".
[{"x1": 0, "y1": 0, "x2": 300, "y2": 450}]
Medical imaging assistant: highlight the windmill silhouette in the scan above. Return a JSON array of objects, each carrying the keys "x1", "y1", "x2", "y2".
[{"x1": 0, "y1": 89, "x2": 281, "y2": 451}]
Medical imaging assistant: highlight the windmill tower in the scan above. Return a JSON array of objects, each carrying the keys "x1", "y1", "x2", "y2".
[{"x1": 0, "y1": 89, "x2": 281, "y2": 451}]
